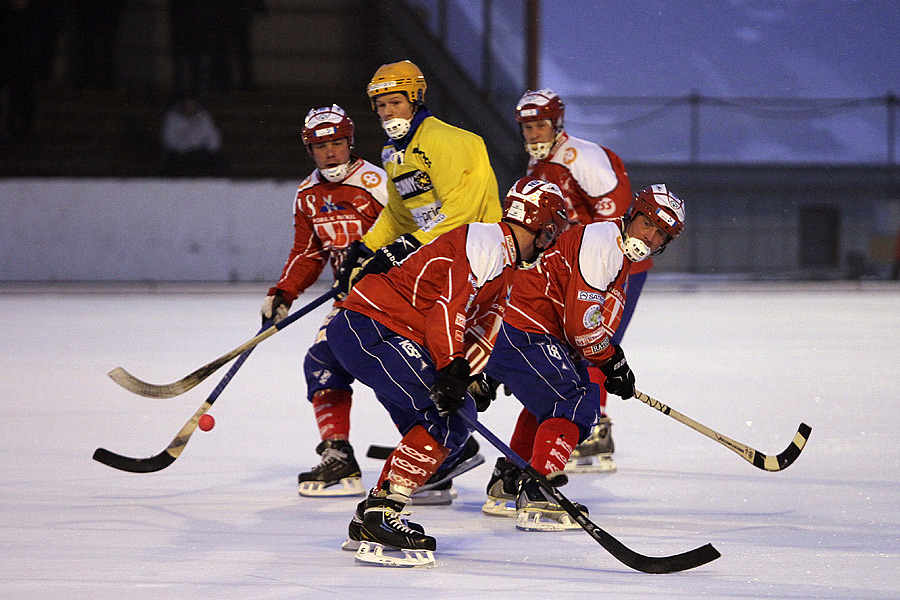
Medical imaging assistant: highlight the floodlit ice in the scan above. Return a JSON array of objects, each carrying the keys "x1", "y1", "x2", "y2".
[{"x1": 1, "y1": 279, "x2": 898, "y2": 599}]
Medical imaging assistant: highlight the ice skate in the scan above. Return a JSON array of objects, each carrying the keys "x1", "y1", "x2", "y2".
[
  {"x1": 354, "y1": 482, "x2": 436, "y2": 567},
  {"x1": 481, "y1": 457, "x2": 522, "y2": 517},
  {"x1": 515, "y1": 476, "x2": 588, "y2": 532},
  {"x1": 565, "y1": 415, "x2": 617, "y2": 474},
  {"x1": 297, "y1": 439, "x2": 365, "y2": 497},
  {"x1": 342, "y1": 488, "x2": 424, "y2": 552},
  {"x1": 411, "y1": 436, "x2": 484, "y2": 506},
  {"x1": 409, "y1": 479, "x2": 457, "y2": 506}
]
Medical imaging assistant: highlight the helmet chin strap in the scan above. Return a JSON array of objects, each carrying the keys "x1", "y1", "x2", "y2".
[
  {"x1": 622, "y1": 236, "x2": 651, "y2": 262},
  {"x1": 382, "y1": 117, "x2": 412, "y2": 140},
  {"x1": 320, "y1": 161, "x2": 350, "y2": 183}
]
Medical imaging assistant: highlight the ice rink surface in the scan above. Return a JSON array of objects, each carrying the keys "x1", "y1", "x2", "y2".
[{"x1": 2, "y1": 279, "x2": 898, "y2": 599}]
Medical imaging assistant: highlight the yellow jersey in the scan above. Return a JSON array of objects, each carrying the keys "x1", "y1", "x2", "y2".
[{"x1": 362, "y1": 115, "x2": 501, "y2": 250}]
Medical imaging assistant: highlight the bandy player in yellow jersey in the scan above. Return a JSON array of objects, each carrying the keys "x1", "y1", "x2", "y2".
[{"x1": 308, "y1": 60, "x2": 503, "y2": 504}]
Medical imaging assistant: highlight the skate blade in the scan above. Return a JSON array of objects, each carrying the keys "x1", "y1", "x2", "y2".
[
  {"x1": 298, "y1": 477, "x2": 366, "y2": 497},
  {"x1": 481, "y1": 497, "x2": 517, "y2": 517},
  {"x1": 354, "y1": 541, "x2": 435, "y2": 568},
  {"x1": 515, "y1": 509, "x2": 581, "y2": 532},
  {"x1": 341, "y1": 538, "x2": 360, "y2": 552},
  {"x1": 409, "y1": 487, "x2": 457, "y2": 506},
  {"x1": 564, "y1": 455, "x2": 617, "y2": 474},
  {"x1": 416, "y1": 452, "x2": 486, "y2": 493}
]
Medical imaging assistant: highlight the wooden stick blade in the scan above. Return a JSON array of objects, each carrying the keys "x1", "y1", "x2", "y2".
[
  {"x1": 107, "y1": 366, "x2": 203, "y2": 398},
  {"x1": 755, "y1": 423, "x2": 812, "y2": 471}
]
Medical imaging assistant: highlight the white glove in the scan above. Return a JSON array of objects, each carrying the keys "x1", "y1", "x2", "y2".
[{"x1": 261, "y1": 294, "x2": 289, "y2": 325}]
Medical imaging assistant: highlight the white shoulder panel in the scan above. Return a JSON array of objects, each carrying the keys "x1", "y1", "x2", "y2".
[
  {"x1": 465, "y1": 223, "x2": 507, "y2": 287},
  {"x1": 345, "y1": 159, "x2": 390, "y2": 206},
  {"x1": 296, "y1": 170, "x2": 319, "y2": 194},
  {"x1": 552, "y1": 136, "x2": 618, "y2": 197},
  {"x1": 578, "y1": 221, "x2": 625, "y2": 290}
]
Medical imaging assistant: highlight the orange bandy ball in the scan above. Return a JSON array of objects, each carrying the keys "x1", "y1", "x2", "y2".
[{"x1": 198, "y1": 414, "x2": 215, "y2": 431}]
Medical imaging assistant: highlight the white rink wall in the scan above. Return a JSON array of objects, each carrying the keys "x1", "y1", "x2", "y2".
[{"x1": 0, "y1": 179, "x2": 300, "y2": 282}]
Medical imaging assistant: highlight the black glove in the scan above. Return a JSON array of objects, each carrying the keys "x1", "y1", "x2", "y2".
[
  {"x1": 260, "y1": 289, "x2": 290, "y2": 326},
  {"x1": 468, "y1": 373, "x2": 500, "y2": 412},
  {"x1": 430, "y1": 357, "x2": 471, "y2": 415},
  {"x1": 599, "y1": 345, "x2": 635, "y2": 399},
  {"x1": 333, "y1": 241, "x2": 372, "y2": 299},
  {"x1": 357, "y1": 233, "x2": 422, "y2": 281}
]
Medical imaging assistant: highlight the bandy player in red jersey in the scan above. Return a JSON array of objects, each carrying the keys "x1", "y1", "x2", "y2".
[
  {"x1": 479, "y1": 185, "x2": 686, "y2": 532},
  {"x1": 325, "y1": 177, "x2": 567, "y2": 567},
  {"x1": 515, "y1": 88, "x2": 652, "y2": 473},
  {"x1": 259, "y1": 105, "x2": 388, "y2": 497}
]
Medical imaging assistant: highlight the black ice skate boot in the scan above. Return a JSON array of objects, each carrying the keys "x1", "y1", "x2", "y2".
[
  {"x1": 342, "y1": 486, "x2": 425, "y2": 552},
  {"x1": 297, "y1": 439, "x2": 364, "y2": 497},
  {"x1": 481, "y1": 457, "x2": 522, "y2": 517},
  {"x1": 566, "y1": 415, "x2": 616, "y2": 473},
  {"x1": 355, "y1": 482, "x2": 436, "y2": 567},
  {"x1": 515, "y1": 475, "x2": 589, "y2": 532}
]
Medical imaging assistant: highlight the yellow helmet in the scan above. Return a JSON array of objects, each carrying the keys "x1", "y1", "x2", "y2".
[{"x1": 366, "y1": 60, "x2": 427, "y2": 110}]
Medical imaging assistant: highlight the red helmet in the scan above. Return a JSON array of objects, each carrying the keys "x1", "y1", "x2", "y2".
[
  {"x1": 301, "y1": 105, "x2": 354, "y2": 149},
  {"x1": 515, "y1": 88, "x2": 565, "y2": 131},
  {"x1": 503, "y1": 176, "x2": 569, "y2": 248},
  {"x1": 629, "y1": 184, "x2": 686, "y2": 240}
]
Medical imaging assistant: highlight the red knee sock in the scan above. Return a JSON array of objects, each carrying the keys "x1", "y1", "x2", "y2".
[
  {"x1": 380, "y1": 425, "x2": 450, "y2": 496},
  {"x1": 588, "y1": 365, "x2": 608, "y2": 414},
  {"x1": 312, "y1": 389, "x2": 352, "y2": 441},
  {"x1": 530, "y1": 418, "x2": 580, "y2": 476},
  {"x1": 509, "y1": 407, "x2": 539, "y2": 462}
]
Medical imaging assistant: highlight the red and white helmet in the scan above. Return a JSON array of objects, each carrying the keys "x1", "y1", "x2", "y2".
[
  {"x1": 301, "y1": 105, "x2": 354, "y2": 149},
  {"x1": 622, "y1": 184, "x2": 685, "y2": 260},
  {"x1": 515, "y1": 88, "x2": 565, "y2": 132},
  {"x1": 503, "y1": 176, "x2": 569, "y2": 250},
  {"x1": 629, "y1": 184, "x2": 685, "y2": 239}
]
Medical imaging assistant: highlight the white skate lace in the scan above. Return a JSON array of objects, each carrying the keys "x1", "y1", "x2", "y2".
[
  {"x1": 386, "y1": 512, "x2": 418, "y2": 535},
  {"x1": 313, "y1": 447, "x2": 347, "y2": 472}
]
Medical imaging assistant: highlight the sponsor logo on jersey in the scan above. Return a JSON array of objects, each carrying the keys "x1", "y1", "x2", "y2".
[
  {"x1": 319, "y1": 197, "x2": 340, "y2": 213},
  {"x1": 411, "y1": 200, "x2": 444, "y2": 231},
  {"x1": 582, "y1": 304, "x2": 603, "y2": 329},
  {"x1": 595, "y1": 197, "x2": 617, "y2": 218},
  {"x1": 574, "y1": 329, "x2": 607, "y2": 346},
  {"x1": 585, "y1": 338, "x2": 611, "y2": 356},
  {"x1": 360, "y1": 170, "x2": 382, "y2": 188},
  {"x1": 608, "y1": 286, "x2": 625, "y2": 305},
  {"x1": 577, "y1": 290, "x2": 604, "y2": 302},
  {"x1": 464, "y1": 274, "x2": 478, "y2": 311},
  {"x1": 411, "y1": 146, "x2": 432, "y2": 168},
  {"x1": 563, "y1": 146, "x2": 577, "y2": 165},
  {"x1": 393, "y1": 169, "x2": 434, "y2": 199},
  {"x1": 503, "y1": 234, "x2": 516, "y2": 264}
]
